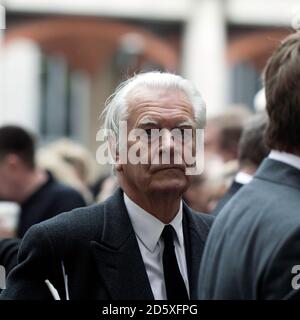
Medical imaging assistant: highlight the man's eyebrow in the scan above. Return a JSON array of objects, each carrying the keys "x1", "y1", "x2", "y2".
[
  {"x1": 138, "y1": 118, "x2": 159, "y2": 126},
  {"x1": 176, "y1": 120, "x2": 195, "y2": 127}
]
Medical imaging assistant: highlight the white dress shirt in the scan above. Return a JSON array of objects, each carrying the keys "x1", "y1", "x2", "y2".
[
  {"x1": 234, "y1": 171, "x2": 253, "y2": 185},
  {"x1": 269, "y1": 150, "x2": 300, "y2": 171},
  {"x1": 123, "y1": 193, "x2": 190, "y2": 300}
]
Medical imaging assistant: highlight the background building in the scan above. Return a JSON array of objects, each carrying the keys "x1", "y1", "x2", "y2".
[{"x1": 0, "y1": 0, "x2": 299, "y2": 163}]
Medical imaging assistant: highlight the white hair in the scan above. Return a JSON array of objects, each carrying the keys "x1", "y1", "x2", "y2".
[{"x1": 100, "y1": 71, "x2": 206, "y2": 138}]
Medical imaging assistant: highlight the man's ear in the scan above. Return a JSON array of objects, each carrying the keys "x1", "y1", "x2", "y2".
[
  {"x1": 114, "y1": 146, "x2": 123, "y2": 173},
  {"x1": 108, "y1": 137, "x2": 123, "y2": 172},
  {"x1": 115, "y1": 161, "x2": 122, "y2": 172}
]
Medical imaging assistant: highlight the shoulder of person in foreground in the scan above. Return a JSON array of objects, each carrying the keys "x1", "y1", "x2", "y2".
[
  {"x1": 0, "y1": 202, "x2": 106, "y2": 300},
  {"x1": 261, "y1": 225, "x2": 300, "y2": 300}
]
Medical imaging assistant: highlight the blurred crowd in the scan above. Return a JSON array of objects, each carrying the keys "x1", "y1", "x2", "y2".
[{"x1": 0, "y1": 101, "x2": 268, "y2": 243}]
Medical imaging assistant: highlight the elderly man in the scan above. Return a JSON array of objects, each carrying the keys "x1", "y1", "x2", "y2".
[
  {"x1": 1, "y1": 72, "x2": 213, "y2": 300},
  {"x1": 198, "y1": 32, "x2": 300, "y2": 300}
]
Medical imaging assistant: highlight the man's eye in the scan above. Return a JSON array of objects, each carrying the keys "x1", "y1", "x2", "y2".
[
  {"x1": 176, "y1": 128, "x2": 187, "y2": 137},
  {"x1": 180, "y1": 128, "x2": 193, "y2": 140}
]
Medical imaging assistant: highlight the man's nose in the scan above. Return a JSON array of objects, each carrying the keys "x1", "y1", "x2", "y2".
[{"x1": 160, "y1": 129, "x2": 175, "y2": 152}]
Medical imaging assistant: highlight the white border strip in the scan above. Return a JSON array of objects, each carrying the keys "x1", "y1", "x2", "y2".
[{"x1": 0, "y1": 5, "x2": 5, "y2": 30}]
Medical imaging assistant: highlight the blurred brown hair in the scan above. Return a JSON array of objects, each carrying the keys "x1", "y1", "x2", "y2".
[
  {"x1": 263, "y1": 31, "x2": 300, "y2": 152},
  {"x1": 0, "y1": 125, "x2": 35, "y2": 169},
  {"x1": 238, "y1": 114, "x2": 269, "y2": 168}
]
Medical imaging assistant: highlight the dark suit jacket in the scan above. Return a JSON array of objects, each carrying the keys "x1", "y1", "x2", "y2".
[
  {"x1": 18, "y1": 171, "x2": 86, "y2": 238},
  {"x1": 198, "y1": 158, "x2": 300, "y2": 300},
  {"x1": 1, "y1": 188, "x2": 213, "y2": 300},
  {"x1": 0, "y1": 239, "x2": 20, "y2": 275},
  {"x1": 212, "y1": 180, "x2": 243, "y2": 216}
]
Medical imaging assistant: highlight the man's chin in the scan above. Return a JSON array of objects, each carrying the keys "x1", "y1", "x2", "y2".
[{"x1": 148, "y1": 179, "x2": 188, "y2": 194}]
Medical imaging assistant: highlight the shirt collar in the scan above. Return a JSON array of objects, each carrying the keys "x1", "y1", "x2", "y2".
[
  {"x1": 123, "y1": 193, "x2": 183, "y2": 253},
  {"x1": 269, "y1": 150, "x2": 300, "y2": 171},
  {"x1": 234, "y1": 171, "x2": 253, "y2": 185}
]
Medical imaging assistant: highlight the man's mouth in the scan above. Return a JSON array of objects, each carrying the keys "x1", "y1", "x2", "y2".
[{"x1": 150, "y1": 164, "x2": 186, "y2": 173}]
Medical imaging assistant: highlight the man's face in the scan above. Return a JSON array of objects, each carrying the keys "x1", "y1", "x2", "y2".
[
  {"x1": 116, "y1": 86, "x2": 197, "y2": 197},
  {"x1": 204, "y1": 121, "x2": 220, "y2": 157},
  {"x1": 0, "y1": 157, "x2": 15, "y2": 201}
]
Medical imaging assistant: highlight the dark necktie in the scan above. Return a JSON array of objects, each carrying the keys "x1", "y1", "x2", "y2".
[{"x1": 161, "y1": 225, "x2": 189, "y2": 300}]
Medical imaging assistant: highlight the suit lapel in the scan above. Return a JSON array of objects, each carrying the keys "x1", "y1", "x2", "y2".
[
  {"x1": 90, "y1": 188, "x2": 154, "y2": 300},
  {"x1": 183, "y1": 203, "x2": 209, "y2": 299}
]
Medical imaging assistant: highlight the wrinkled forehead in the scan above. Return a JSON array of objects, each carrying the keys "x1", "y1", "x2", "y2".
[{"x1": 125, "y1": 85, "x2": 194, "y2": 123}]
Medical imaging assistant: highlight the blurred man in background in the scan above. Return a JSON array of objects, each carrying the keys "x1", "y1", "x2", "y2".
[
  {"x1": 198, "y1": 32, "x2": 300, "y2": 300},
  {"x1": 213, "y1": 114, "x2": 269, "y2": 215},
  {"x1": 202, "y1": 107, "x2": 252, "y2": 212},
  {"x1": 0, "y1": 125, "x2": 86, "y2": 238},
  {"x1": 183, "y1": 174, "x2": 210, "y2": 213},
  {"x1": 204, "y1": 107, "x2": 251, "y2": 164}
]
